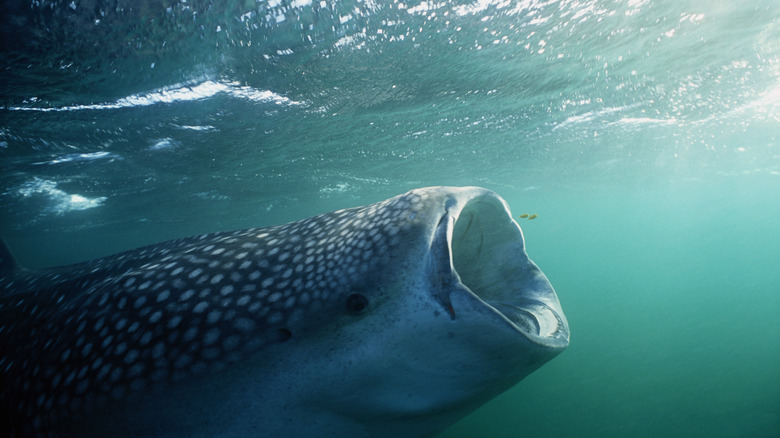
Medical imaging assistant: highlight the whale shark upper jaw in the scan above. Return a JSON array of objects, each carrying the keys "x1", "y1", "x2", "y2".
[{"x1": 433, "y1": 190, "x2": 570, "y2": 350}]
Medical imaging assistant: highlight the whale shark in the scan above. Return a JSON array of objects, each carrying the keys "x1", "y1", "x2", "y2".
[{"x1": 0, "y1": 186, "x2": 569, "y2": 437}]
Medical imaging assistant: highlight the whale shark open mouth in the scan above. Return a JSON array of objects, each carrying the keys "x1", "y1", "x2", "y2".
[{"x1": 446, "y1": 194, "x2": 570, "y2": 349}]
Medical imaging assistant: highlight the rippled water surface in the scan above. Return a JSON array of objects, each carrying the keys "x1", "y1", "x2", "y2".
[{"x1": 2, "y1": 0, "x2": 778, "y2": 436}]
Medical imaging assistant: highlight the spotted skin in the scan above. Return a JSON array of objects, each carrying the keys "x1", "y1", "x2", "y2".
[{"x1": 0, "y1": 187, "x2": 569, "y2": 437}]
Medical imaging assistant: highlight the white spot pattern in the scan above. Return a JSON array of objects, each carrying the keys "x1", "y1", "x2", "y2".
[{"x1": 0, "y1": 188, "x2": 438, "y2": 435}]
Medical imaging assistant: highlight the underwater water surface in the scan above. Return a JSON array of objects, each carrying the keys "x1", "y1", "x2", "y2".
[{"x1": 1, "y1": 0, "x2": 778, "y2": 436}]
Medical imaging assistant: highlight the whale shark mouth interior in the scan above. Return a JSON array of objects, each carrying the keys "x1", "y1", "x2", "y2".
[{"x1": 449, "y1": 196, "x2": 569, "y2": 348}]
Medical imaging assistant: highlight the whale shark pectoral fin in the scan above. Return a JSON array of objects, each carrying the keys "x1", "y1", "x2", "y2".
[
  {"x1": 0, "y1": 240, "x2": 24, "y2": 296},
  {"x1": 0, "y1": 240, "x2": 19, "y2": 274}
]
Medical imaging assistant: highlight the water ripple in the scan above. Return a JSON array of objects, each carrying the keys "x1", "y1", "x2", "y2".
[{"x1": 3, "y1": 80, "x2": 303, "y2": 112}]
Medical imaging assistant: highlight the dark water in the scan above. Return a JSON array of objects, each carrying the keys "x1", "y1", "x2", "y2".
[{"x1": 2, "y1": 0, "x2": 779, "y2": 436}]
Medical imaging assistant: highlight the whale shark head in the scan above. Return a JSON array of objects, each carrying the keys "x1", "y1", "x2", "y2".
[
  {"x1": 275, "y1": 186, "x2": 570, "y2": 437},
  {"x1": 0, "y1": 186, "x2": 568, "y2": 438}
]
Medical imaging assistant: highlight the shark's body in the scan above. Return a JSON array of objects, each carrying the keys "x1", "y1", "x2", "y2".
[{"x1": 0, "y1": 186, "x2": 569, "y2": 437}]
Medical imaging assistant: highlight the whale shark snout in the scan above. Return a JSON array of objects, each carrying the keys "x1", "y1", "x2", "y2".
[{"x1": 0, "y1": 186, "x2": 568, "y2": 438}]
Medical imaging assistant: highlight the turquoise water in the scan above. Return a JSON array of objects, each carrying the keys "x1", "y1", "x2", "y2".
[
  {"x1": 446, "y1": 179, "x2": 780, "y2": 437},
  {"x1": 2, "y1": 0, "x2": 779, "y2": 436}
]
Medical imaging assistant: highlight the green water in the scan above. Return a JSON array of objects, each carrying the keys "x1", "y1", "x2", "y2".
[
  {"x1": 441, "y1": 178, "x2": 780, "y2": 437},
  {"x1": 1, "y1": 0, "x2": 779, "y2": 436}
]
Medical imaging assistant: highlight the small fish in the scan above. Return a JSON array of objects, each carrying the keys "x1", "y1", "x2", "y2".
[
  {"x1": 528, "y1": 214, "x2": 538, "y2": 220},
  {"x1": 519, "y1": 214, "x2": 529, "y2": 219}
]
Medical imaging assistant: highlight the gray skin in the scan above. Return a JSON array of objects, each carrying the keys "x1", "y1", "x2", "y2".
[{"x1": 0, "y1": 186, "x2": 569, "y2": 438}]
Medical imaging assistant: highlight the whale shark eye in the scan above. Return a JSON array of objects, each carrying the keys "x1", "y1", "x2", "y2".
[
  {"x1": 346, "y1": 294, "x2": 369, "y2": 315},
  {"x1": 277, "y1": 328, "x2": 292, "y2": 342}
]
